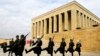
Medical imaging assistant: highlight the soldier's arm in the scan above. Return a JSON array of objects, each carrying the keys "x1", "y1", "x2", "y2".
[
  {"x1": 32, "y1": 41, "x2": 38, "y2": 46},
  {"x1": 65, "y1": 42, "x2": 66, "y2": 46},
  {"x1": 80, "y1": 43, "x2": 82, "y2": 47}
]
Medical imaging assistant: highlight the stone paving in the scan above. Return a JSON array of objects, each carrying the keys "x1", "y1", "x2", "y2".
[{"x1": 0, "y1": 48, "x2": 100, "y2": 56}]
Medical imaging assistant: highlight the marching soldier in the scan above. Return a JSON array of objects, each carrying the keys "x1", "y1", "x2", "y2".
[
  {"x1": 18, "y1": 33, "x2": 29, "y2": 56},
  {"x1": 25, "y1": 35, "x2": 43, "y2": 56},
  {"x1": 13, "y1": 35, "x2": 20, "y2": 56},
  {"x1": 54, "y1": 38, "x2": 66, "y2": 56},
  {"x1": 75, "y1": 40, "x2": 82, "y2": 56},
  {"x1": 2, "y1": 42, "x2": 7, "y2": 53},
  {"x1": 66, "y1": 39, "x2": 74, "y2": 56},
  {"x1": 42, "y1": 37, "x2": 54, "y2": 56},
  {"x1": 4, "y1": 35, "x2": 20, "y2": 56},
  {"x1": 8, "y1": 38, "x2": 14, "y2": 56}
]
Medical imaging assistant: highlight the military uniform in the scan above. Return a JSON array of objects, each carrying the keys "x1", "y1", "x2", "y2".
[
  {"x1": 55, "y1": 38, "x2": 66, "y2": 56},
  {"x1": 25, "y1": 38, "x2": 42, "y2": 56},
  {"x1": 66, "y1": 39, "x2": 74, "y2": 56},
  {"x1": 75, "y1": 42, "x2": 82, "y2": 56},
  {"x1": 42, "y1": 39, "x2": 54, "y2": 56}
]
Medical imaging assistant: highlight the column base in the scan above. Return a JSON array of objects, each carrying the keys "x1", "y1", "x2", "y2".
[
  {"x1": 76, "y1": 27, "x2": 81, "y2": 29},
  {"x1": 64, "y1": 29, "x2": 68, "y2": 31},
  {"x1": 54, "y1": 31, "x2": 58, "y2": 33},
  {"x1": 92, "y1": 24, "x2": 99, "y2": 27}
]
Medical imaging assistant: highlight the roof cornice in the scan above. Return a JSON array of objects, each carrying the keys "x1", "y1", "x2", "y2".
[{"x1": 32, "y1": 1, "x2": 100, "y2": 21}]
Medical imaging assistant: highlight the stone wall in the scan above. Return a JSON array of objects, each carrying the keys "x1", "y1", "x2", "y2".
[{"x1": 43, "y1": 26, "x2": 100, "y2": 52}]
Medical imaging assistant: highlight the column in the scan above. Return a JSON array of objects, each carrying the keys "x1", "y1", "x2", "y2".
[
  {"x1": 88, "y1": 18, "x2": 90, "y2": 27},
  {"x1": 49, "y1": 17, "x2": 52, "y2": 33},
  {"x1": 86, "y1": 17, "x2": 88, "y2": 28},
  {"x1": 84, "y1": 15, "x2": 86, "y2": 28},
  {"x1": 33, "y1": 23, "x2": 35, "y2": 37},
  {"x1": 82, "y1": 14, "x2": 85, "y2": 28},
  {"x1": 95, "y1": 21, "x2": 96, "y2": 25},
  {"x1": 71, "y1": 9, "x2": 77, "y2": 30},
  {"x1": 85, "y1": 16, "x2": 88, "y2": 28},
  {"x1": 85, "y1": 16, "x2": 87, "y2": 28},
  {"x1": 64, "y1": 11, "x2": 69, "y2": 30},
  {"x1": 35, "y1": 22, "x2": 37, "y2": 37},
  {"x1": 93, "y1": 20, "x2": 94, "y2": 26},
  {"x1": 44, "y1": 19, "x2": 47, "y2": 34},
  {"x1": 54, "y1": 16, "x2": 57, "y2": 32},
  {"x1": 39, "y1": 21, "x2": 41, "y2": 36},
  {"x1": 81, "y1": 13, "x2": 83, "y2": 28},
  {"x1": 31, "y1": 23, "x2": 34, "y2": 38},
  {"x1": 77, "y1": 11, "x2": 81, "y2": 28},
  {"x1": 91, "y1": 20, "x2": 94, "y2": 27},
  {"x1": 90, "y1": 18, "x2": 92, "y2": 27},
  {"x1": 59, "y1": 14, "x2": 63, "y2": 32},
  {"x1": 37, "y1": 22, "x2": 39, "y2": 36},
  {"x1": 42, "y1": 20, "x2": 44, "y2": 35},
  {"x1": 88, "y1": 18, "x2": 90, "y2": 28},
  {"x1": 40, "y1": 20, "x2": 43, "y2": 36}
]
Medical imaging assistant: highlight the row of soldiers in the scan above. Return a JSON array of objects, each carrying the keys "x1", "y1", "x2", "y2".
[
  {"x1": 0, "y1": 34, "x2": 82, "y2": 56},
  {"x1": 25, "y1": 36, "x2": 82, "y2": 56}
]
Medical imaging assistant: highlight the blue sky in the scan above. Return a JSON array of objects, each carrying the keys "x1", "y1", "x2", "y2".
[{"x1": 0, "y1": 0, "x2": 100, "y2": 39}]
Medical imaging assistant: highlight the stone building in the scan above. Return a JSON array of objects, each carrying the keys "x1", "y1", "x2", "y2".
[{"x1": 31, "y1": 1, "x2": 100, "y2": 38}]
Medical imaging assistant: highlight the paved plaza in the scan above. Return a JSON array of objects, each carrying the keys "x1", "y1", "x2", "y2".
[{"x1": 0, "y1": 48, "x2": 100, "y2": 56}]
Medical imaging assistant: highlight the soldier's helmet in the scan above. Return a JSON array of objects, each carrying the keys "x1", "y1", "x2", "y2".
[
  {"x1": 21, "y1": 34, "x2": 24, "y2": 37},
  {"x1": 49, "y1": 37, "x2": 51, "y2": 39},
  {"x1": 16, "y1": 35, "x2": 19, "y2": 39},
  {"x1": 62, "y1": 38, "x2": 65, "y2": 40},
  {"x1": 21, "y1": 34, "x2": 24, "y2": 39},
  {"x1": 70, "y1": 39, "x2": 73, "y2": 42}
]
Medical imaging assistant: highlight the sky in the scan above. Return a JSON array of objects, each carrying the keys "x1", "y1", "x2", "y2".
[{"x1": 0, "y1": 0, "x2": 100, "y2": 39}]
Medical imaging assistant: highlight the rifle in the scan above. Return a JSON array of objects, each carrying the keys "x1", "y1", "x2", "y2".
[
  {"x1": 25, "y1": 32, "x2": 30, "y2": 37},
  {"x1": 40, "y1": 35, "x2": 44, "y2": 39},
  {"x1": 24, "y1": 32, "x2": 30, "y2": 40}
]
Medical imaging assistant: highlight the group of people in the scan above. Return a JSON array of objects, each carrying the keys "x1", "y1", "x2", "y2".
[
  {"x1": 25, "y1": 36, "x2": 82, "y2": 56},
  {"x1": 0, "y1": 34, "x2": 82, "y2": 56},
  {"x1": 0, "y1": 33, "x2": 29, "y2": 56}
]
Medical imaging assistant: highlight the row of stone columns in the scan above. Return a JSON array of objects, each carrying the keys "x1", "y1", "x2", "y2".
[
  {"x1": 77, "y1": 11, "x2": 99, "y2": 29},
  {"x1": 32, "y1": 11, "x2": 70, "y2": 37},
  {"x1": 32, "y1": 10, "x2": 100, "y2": 37}
]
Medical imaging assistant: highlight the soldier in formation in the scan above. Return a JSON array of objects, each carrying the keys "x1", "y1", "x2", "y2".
[
  {"x1": 42, "y1": 37, "x2": 54, "y2": 56},
  {"x1": 8, "y1": 38, "x2": 14, "y2": 56},
  {"x1": 25, "y1": 35, "x2": 43, "y2": 56},
  {"x1": 75, "y1": 40, "x2": 82, "y2": 56},
  {"x1": 66, "y1": 39, "x2": 75, "y2": 56},
  {"x1": 54, "y1": 38, "x2": 66, "y2": 56}
]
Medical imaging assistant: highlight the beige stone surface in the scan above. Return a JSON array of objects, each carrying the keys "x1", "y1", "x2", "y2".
[{"x1": 43, "y1": 26, "x2": 100, "y2": 52}]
